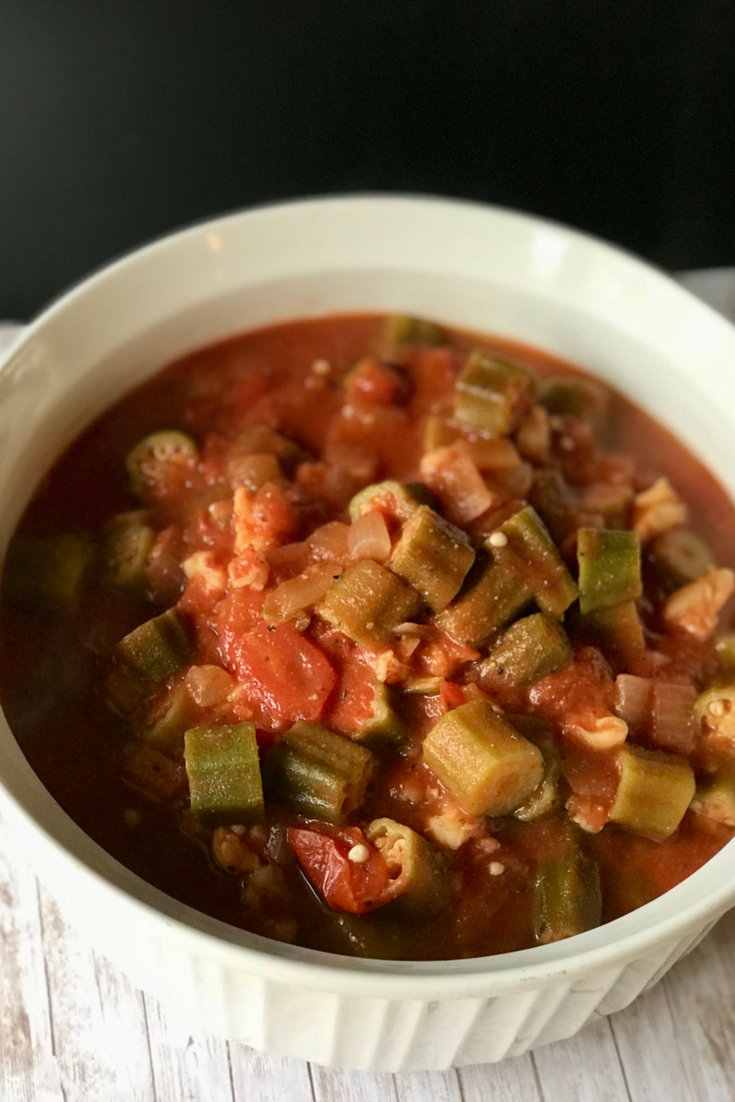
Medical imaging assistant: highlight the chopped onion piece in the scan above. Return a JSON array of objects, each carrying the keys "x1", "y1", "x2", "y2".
[
  {"x1": 614, "y1": 674, "x2": 697, "y2": 753},
  {"x1": 568, "y1": 715, "x2": 628, "y2": 750},
  {"x1": 347, "y1": 510, "x2": 391, "y2": 562},
  {"x1": 308, "y1": 521, "x2": 351, "y2": 561},
  {"x1": 185, "y1": 664, "x2": 237, "y2": 707},
  {"x1": 263, "y1": 566, "x2": 338, "y2": 623},
  {"x1": 419, "y1": 441, "x2": 496, "y2": 523},
  {"x1": 394, "y1": 621, "x2": 428, "y2": 635},
  {"x1": 632, "y1": 477, "x2": 687, "y2": 543},
  {"x1": 614, "y1": 673, "x2": 651, "y2": 736},
  {"x1": 650, "y1": 681, "x2": 697, "y2": 754},
  {"x1": 663, "y1": 568, "x2": 735, "y2": 641}
]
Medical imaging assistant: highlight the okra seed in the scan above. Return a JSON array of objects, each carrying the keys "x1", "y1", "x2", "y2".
[
  {"x1": 488, "y1": 531, "x2": 508, "y2": 548},
  {"x1": 489, "y1": 862, "x2": 505, "y2": 876},
  {"x1": 347, "y1": 844, "x2": 370, "y2": 863},
  {"x1": 709, "y1": 699, "x2": 727, "y2": 717}
]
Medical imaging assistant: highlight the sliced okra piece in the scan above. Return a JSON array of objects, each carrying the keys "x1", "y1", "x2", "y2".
[
  {"x1": 227, "y1": 452, "x2": 282, "y2": 492},
  {"x1": 116, "y1": 607, "x2": 192, "y2": 684},
  {"x1": 422, "y1": 700, "x2": 544, "y2": 817},
  {"x1": 714, "y1": 636, "x2": 735, "y2": 675},
  {"x1": 423, "y1": 416, "x2": 460, "y2": 451},
  {"x1": 423, "y1": 418, "x2": 522, "y2": 470},
  {"x1": 401, "y1": 481, "x2": 443, "y2": 511},
  {"x1": 102, "y1": 511, "x2": 155, "y2": 589},
  {"x1": 454, "y1": 349, "x2": 537, "y2": 435},
  {"x1": 533, "y1": 824, "x2": 602, "y2": 944},
  {"x1": 514, "y1": 745, "x2": 561, "y2": 821},
  {"x1": 2, "y1": 533, "x2": 92, "y2": 610},
  {"x1": 126, "y1": 430, "x2": 197, "y2": 498},
  {"x1": 184, "y1": 722, "x2": 264, "y2": 824},
  {"x1": 139, "y1": 682, "x2": 194, "y2": 754},
  {"x1": 121, "y1": 740, "x2": 188, "y2": 803},
  {"x1": 355, "y1": 682, "x2": 406, "y2": 747},
  {"x1": 691, "y1": 773, "x2": 735, "y2": 827},
  {"x1": 327, "y1": 913, "x2": 407, "y2": 960},
  {"x1": 316, "y1": 559, "x2": 422, "y2": 649},
  {"x1": 577, "y1": 528, "x2": 642, "y2": 614},
  {"x1": 104, "y1": 662, "x2": 149, "y2": 716},
  {"x1": 581, "y1": 600, "x2": 644, "y2": 665},
  {"x1": 537, "y1": 374, "x2": 609, "y2": 424},
  {"x1": 478, "y1": 613, "x2": 572, "y2": 690},
  {"x1": 388, "y1": 505, "x2": 475, "y2": 612},
  {"x1": 609, "y1": 744, "x2": 695, "y2": 841},
  {"x1": 384, "y1": 314, "x2": 446, "y2": 347},
  {"x1": 435, "y1": 547, "x2": 533, "y2": 649},
  {"x1": 267, "y1": 721, "x2": 375, "y2": 823},
  {"x1": 501, "y1": 506, "x2": 578, "y2": 618},
  {"x1": 652, "y1": 528, "x2": 714, "y2": 591},
  {"x1": 502, "y1": 715, "x2": 561, "y2": 821},
  {"x1": 435, "y1": 548, "x2": 533, "y2": 649},
  {"x1": 366, "y1": 818, "x2": 450, "y2": 919},
  {"x1": 230, "y1": 424, "x2": 307, "y2": 474},
  {"x1": 528, "y1": 467, "x2": 577, "y2": 545},
  {"x1": 348, "y1": 480, "x2": 421, "y2": 523},
  {"x1": 694, "y1": 682, "x2": 735, "y2": 741}
]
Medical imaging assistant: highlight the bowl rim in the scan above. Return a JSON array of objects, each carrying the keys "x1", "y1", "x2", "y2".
[{"x1": 3, "y1": 191, "x2": 735, "y2": 998}]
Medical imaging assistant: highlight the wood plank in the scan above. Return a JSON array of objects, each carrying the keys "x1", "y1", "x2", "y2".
[
  {"x1": 608, "y1": 917, "x2": 735, "y2": 1102},
  {"x1": 0, "y1": 808, "x2": 63, "y2": 1102},
  {"x1": 648, "y1": 914, "x2": 735, "y2": 1102},
  {"x1": 394, "y1": 1069, "x2": 463, "y2": 1102},
  {"x1": 143, "y1": 989, "x2": 235, "y2": 1102},
  {"x1": 458, "y1": 1053, "x2": 542, "y2": 1102},
  {"x1": 37, "y1": 884, "x2": 155, "y2": 1102},
  {"x1": 532, "y1": 1018, "x2": 632, "y2": 1102},
  {"x1": 310, "y1": 1063, "x2": 398, "y2": 1102},
  {"x1": 228, "y1": 1043, "x2": 315, "y2": 1102},
  {"x1": 608, "y1": 976, "x2": 700, "y2": 1102}
]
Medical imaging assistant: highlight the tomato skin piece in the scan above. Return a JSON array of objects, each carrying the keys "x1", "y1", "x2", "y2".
[
  {"x1": 288, "y1": 826, "x2": 391, "y2": 914},
  {"x1": 221, "y1": 621, "x2": 336, "y2": 726}
]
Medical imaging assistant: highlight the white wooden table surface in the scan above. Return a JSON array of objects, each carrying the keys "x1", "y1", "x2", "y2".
[{"x1": 2, "y1": 267, "x2": 735, "y2": 1102}]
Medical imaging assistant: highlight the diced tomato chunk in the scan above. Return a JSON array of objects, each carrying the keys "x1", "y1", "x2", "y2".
[
  {"x1": 288, "y1": 826, "x2": 391, "y2": 914},
  {"x1": 214, "y1": 587, "x2": 266, "y2": 634},
  {"x1": 220, "y1": 621, "x2": 336, "y2": 727},
  {"x1": 563, "y1": 745, "x2": 620, "y2": 801},
  {"x1": 530, "y1": 646, "x2": 615, "y2": 729},
  {"x1": 313, "y1": 624, "x2": 376, "y2": 735},
  {"x1": 417, "y1": 628, "x2": 480, "y2": 679},
  {"x1": 345, "y1": 359, "x2": 402, "y2": 407},
  {"x1": 440, "y1": 680, "x2": 468, "y2": 713}
]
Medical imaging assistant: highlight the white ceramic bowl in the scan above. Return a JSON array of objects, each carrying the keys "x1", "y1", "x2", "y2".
[{"x1": 2, "y1": 195, "x2": 735, "y2": 1072}]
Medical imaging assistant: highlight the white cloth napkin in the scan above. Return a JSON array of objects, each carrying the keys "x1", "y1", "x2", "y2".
[{"x1": 2, "y1": 268, "x2": 735, "y2": 361}]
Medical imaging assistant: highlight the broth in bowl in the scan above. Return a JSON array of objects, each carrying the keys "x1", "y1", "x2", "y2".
[{"x1": 2, "y1": 311, "x2": 734, "y2": 961}]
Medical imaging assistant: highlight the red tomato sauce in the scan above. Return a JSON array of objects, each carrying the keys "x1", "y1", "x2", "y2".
[{"x1": 1, "y1": 313, "x2": 734, "y2": 961}]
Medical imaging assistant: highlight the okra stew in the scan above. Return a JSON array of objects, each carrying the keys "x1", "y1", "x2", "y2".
[{"x1": 3, "y1": 313, "x2": 735, "y2": 961}]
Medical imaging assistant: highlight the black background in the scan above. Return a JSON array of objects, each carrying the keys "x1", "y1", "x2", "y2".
[{"x1": 1, "y1": 0, "x2": 734, "y2": 320}]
